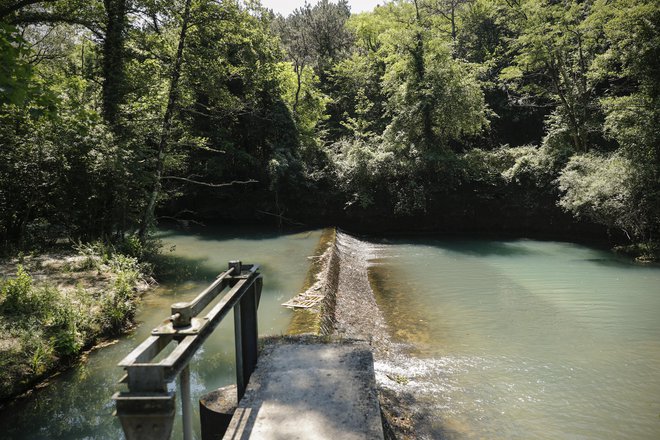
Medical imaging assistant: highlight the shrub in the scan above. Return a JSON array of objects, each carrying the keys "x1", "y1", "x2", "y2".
[
  {"x1": 101, "y1": 271, "x2": 138, "y2": 334},
  {"x1": 0, "y1": 266, "x2": 57, "y2": 316},
  {"x1": 556, "y1": 152, "x2": 638, "y2": 237},
  {"x1": 0, "y1": 265, "x2": 33, "y2": 314}
]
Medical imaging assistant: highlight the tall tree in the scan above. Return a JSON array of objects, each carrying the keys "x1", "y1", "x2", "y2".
[
  {"x1": 138, "y1": 0, "x2": 191, "y2": 240},
  {"x1": 101, "y1": 0, "x2": 128, "y2": 129},
  {"x1": 500, "y1": 0, "x2": 601, "y2": 152}
]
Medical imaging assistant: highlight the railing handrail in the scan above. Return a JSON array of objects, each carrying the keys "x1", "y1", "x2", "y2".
[{"x1": 113, "y1": 260, "x2": 262, "y2": 440}]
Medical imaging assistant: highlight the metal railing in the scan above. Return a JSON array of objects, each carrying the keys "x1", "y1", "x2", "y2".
[{"x1": 113, "y1": 261, "x2": 262, "y2": 440}]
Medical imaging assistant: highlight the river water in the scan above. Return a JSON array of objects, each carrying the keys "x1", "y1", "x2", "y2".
[
  {"x1": 0, "y1": 227, "x2": 322, "y2": 440},
  {"x1": 2, "y1": 230, "x2": 659, "y2": 440},
  {"x1": 368, "y1": 237, "x2": 660, "y2": 439}
]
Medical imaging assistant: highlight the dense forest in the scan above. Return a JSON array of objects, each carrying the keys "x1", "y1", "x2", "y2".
[{"x1": 1, "y1": 0, "x2": 658, "y2": 256}]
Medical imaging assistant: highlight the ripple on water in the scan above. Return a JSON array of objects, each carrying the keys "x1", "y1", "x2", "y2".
[{"x1": 361, "y1": 235, "x2": 660, "y2": 440}]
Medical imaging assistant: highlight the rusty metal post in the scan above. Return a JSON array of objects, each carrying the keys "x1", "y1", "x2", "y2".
[
  {"x1": 114, "y1": 392, "x2": 176, "y2": 440},
  {"x1": 233, "y1": 301, "x2": 245, "y2": 400},
  {"x1": 228, "y1": 260, "x2": 242, "y2": 277}
]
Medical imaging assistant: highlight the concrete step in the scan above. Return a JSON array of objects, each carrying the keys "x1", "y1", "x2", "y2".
[{"x1": 222, "y1": 340, "x2": 384, "y2": 440}]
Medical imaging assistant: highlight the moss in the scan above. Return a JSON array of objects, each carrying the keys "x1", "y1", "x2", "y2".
[{"x1": 287, "y1": 227, "x2": 338, "y2": 335}]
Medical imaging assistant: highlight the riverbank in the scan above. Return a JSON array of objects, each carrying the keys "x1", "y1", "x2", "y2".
[{"x1": 0, "y1": 246, "x2": 153, "y2": 404}]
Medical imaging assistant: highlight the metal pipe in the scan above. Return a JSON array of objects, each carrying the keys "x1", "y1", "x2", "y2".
[{"x1": 180, "y1": 365, "x2": 193, "y2": 440}]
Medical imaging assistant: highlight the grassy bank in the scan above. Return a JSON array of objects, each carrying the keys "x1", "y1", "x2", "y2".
[{"x1": 0, "y1": 242, "x2": 153, "y2": 402}]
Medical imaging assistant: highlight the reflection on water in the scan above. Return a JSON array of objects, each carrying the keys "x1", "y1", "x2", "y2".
[
  {"x1": 370, "y1": 238, "x2": 660, "y2": 440},
  {"x1": 0, "y1": 226, "x2": 321, "y2": 440}
]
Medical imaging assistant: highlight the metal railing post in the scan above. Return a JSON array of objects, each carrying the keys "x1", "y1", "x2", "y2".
[
  {"x1": 239, "y1": 281, "x2": 259, "y2": 395},
  {"x1": 115, "y1": 261, "x2": 262, "y2": 440},
  {"x1": 233, "y1": 301, "x2": 245, "y2": 399},
  {"x1": 180, "y1": 365, "x2": 193, "y2": 440}
]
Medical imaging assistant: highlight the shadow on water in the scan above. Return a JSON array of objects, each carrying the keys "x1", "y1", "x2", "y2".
[
  {"x1": 0, "y1": 353, "x2": 122, "y2": 439},
  {"x1": 152, "y1": 252, "x2": 220, "y2": 283},
  {"x1": 578, "y1": 256, "x2": 660, "y2": 270},
  {"x1": 375, "y1": 237, "x2": 537, "y2": 258},
  {"x1": 156, "y1": 225, "x2": 318, "y2": 243},
  {"x1": 153, "y1": 253, "x2": 291, "y2": 295}
]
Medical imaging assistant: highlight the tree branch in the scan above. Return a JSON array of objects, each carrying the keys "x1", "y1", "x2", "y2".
[
  {"x1": 10, "y1": 13, "x2": 103, "y2": 38},
  {"x1": 162, "y1": 176, "x2": 258, "y2": 188},
  {"x1": 0, "y1": 0, "x2": 58, "y2": 19}
]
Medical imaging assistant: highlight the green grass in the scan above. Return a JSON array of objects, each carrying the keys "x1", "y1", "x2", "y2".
[{"x1": 0, "y1": 241, "x2": 152, "y2": 401}]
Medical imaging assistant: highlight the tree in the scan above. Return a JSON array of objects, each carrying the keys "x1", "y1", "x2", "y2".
[
  {"x1": 0, "y1": 24, "x2": 34, "y2": 106},
  {"x1": 499, "y1": 0, "x2": 602, "y2": 153},
  {"x1": 138, "y1": 0, "x2": 191, "y2": 240},
  {"x1": 587, "y1": 0, "x2": 660, "y2": 241},
  {"x1": 377, "y1": 1, "x2": 487, "y2": 152},
  {"x1": 273, "y1": 0, "x2": 352, "y2": 140},
  {"x1": 325, "y1": 1, "x2": 487, "y2": 215},
  {"x1": 101, "y1": 0, "x2": 128, "y2": 129}
]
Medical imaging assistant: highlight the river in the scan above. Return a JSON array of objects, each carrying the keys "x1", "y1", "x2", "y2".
[
  {"x1": 368, "y1": 237, "x2": 660, "y2": 439},
  {"x1": 1, "y1": 230, "x2": 659, "y2": 440},
  {"x1": 0, "y1": 227, "x2": 322, "y2": 440}
]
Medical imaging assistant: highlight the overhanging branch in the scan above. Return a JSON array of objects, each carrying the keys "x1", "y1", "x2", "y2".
[{"x1": 162, "y1": 176, "x2": 258, "y2": 188}]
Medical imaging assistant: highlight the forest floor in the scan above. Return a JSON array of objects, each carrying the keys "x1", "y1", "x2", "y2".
[{"x1": 0, "y1": 249, "x2": 153, "y2": 405}]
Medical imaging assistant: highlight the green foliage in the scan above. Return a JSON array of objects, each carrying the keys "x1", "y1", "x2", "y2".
[
  {"x1": 277, "y1": 61, "x2": 330, "y2": 144},
  {"x1": 0, "y1": 268, "x2": 82, "y2": 361},
  {"x1": 100, "y1": 273, "x2": 136, "y2": 334},
  {"x1": 0, "y1": 246, "x2": 150, "y2": 398},
  {"x1": 0, "y1": 265, "x2": 34, "y2": 314},
  {"x1": 332, "y1": 136, "x2": 391, "y2": 209},
  {"x1": 499, "y1": 0, "x2": 603, "y2": 153},
  {"x1": 556, "y1": 153, "x2": 638, "y2": 234},
  {"x1": 0, "y1": 24, "x2": 32, "y2": 106},
  {"x1": 1, "y1": 0, "x2": 658, "y2": 249},
  {"x1": 463, "y1": 145, "x2": 563, "y2": 188}
]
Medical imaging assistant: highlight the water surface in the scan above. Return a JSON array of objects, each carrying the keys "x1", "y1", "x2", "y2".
[
  {"x1": 0, "y1": 227, "x2": 321, "y2": 440},
  {"x1": 370, "y1": 238, "x2": 660, "y2": 439}
]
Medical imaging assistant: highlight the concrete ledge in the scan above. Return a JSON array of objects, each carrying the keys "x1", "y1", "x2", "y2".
[{"x1": 222, "y1": 340, "x2": 384, "y2": 440}]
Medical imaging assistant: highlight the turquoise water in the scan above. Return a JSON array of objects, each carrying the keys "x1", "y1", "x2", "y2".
[
  {"x1": 3, "y1": 230, "x2": 658, "y2": 440},
  {"x1": 0, "y1": 227, "x2": 321, "y2": 440},
  {"x1": 369, "y1": 238, "x2": 660, "y2": 439}
]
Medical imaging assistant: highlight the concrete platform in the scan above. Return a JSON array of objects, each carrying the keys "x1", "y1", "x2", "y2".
[{"x1": 222, "y1": 341, "x2": 384, "y2": 440}]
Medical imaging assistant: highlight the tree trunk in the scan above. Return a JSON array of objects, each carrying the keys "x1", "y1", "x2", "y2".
[
  {"x1": 293, "y1": 61, "x2": 304, "y2": 115},
  {"x1": 139, "y1": 0, "x2": 192, "y2": 242},
  {"x1": 102, "y1": 0, "x2": 127, "y2": 131}
]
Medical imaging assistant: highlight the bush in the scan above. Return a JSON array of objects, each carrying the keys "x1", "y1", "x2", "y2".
[
  {"x1": 100, "y1": 271, "x2": 139, "y2": 335},
  {"x1": 0, "y1": 265, "x2": 33, "y2": 314},
  {"x1": 462, "y1": 145, "x2": 564, "y2": 188},
  {"x1": 556, "y1": 152, "x2": 638, "y2": 236},
  {"x1": 0, "y1": 266, "x2": 57, "y2": 316},
  {"x1": 49, "y1": 301, "x2": 84, "y2": 358}
]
